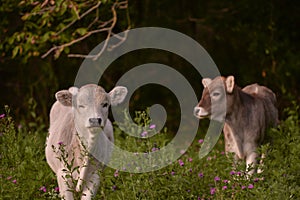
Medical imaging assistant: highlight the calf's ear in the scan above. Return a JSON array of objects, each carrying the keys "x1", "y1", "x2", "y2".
[
  {"x1": 109, "y1": 86, "x2": 128, "y2": 106},
  {"x1": 225, "y1": 76, "x2": 235, "y2": 93},
  {"x1": 202, "y1": 78, "x2": 212, "y2": 87},
  {"x1": 55, "y1": 90, "x2": 72, "y2": 106},
  {"x1": 55, "y1": 87, "x2": 78, "y2": 107}
]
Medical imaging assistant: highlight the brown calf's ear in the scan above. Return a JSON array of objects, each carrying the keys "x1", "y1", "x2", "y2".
[
  {"x1": 55, "y1": 90, "x2": 73, "y2": 106},
  {"x1": 202, "y1": 78, "x2": 212, "y2": 88},
  {"x1": 225, "y1": 76, "x2": 235, "y2": 93}
]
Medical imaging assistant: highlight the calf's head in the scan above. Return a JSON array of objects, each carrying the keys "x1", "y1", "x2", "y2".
[
  {"x1": 194, "y1": 76, "x2": 235, "y2": 121},
  {"x1": 55, "y1": 84, "x2": 127, "y2": 134}
]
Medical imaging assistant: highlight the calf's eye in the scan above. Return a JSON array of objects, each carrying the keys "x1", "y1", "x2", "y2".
[
  {"x1": 78, "y1": 105, "x2": 85, "y2": 109},
  {"x1": 102, "y1": 103, "x2": 109, "y2": 108},
  {"x1": 212, "y1": 92, "x2": 220, "y2": 97}
]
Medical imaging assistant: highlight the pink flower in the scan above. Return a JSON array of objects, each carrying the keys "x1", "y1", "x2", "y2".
[
  {"x1": 54, "y1": 187, "x2": 59, "y2": 192},
  {"x1": 149, "y1": 124, "x2": 156, "y2": 129},
  {"x1": 112, "y1": 185, "x2": 117, "y2": 191},
  {"x1": 12, "y1": 179, "x2": 17, "y2": 184},
  {"x1": 7, "y1": 176, "x2": 12, "y2": 180},
  {"x1": 220, "y1": 151, "x2": 225, "y2": 155},
  {"x1": 0, "y1": 114, "x2": 5, "y2": 119},
  {"x1": 241, "y1": 186, "x2": 246, "y2": 190},
  {"x1": 39, "y1": 186, "x2": 47, "y2": 192},
  {"x1": 222, "y1": 186, "x2": 227, "y2": 190},
  {"x1": 210, "y1": 187, "x2": 216, "y2": 195},
  {"x1": 171, "y1": 171, "x2": 175, "y2": 176},
  {"x1": 178, "y1": 159, "x2": 184, "y2": 166},
  {"x1": 188, "y1": 157, "x2": 193, "y2": 162},
  {"x1": 253, "y1": 178, "x2": 259, "y2": 182},
  {"x1": 248, "y1": 184, "x2": 254, "y2": 189},
  {"x1": 223, "y1": 179, "x2": 229, "y2": 183},
  {"x1": 114, "y1": 170, "x2": 119, "y2": 177},
  {"x1": 230, "y1": 171, "x2": 235, "y2": 175},
  {"x1": 141, "y1": 131, "x2": 148, "y2": 137},
  {"x1": 58, "y1": 141, "x2": 63, "y2": 145},
  {"x1": 198, "y1": 139, "x2": 204, "y2": 144},
  {"x1": 214, "y1": 176, "x2": 221, "y2": 181},
  {"x1": 189, "y1": 168, "x2": 192, "y2": 172}
]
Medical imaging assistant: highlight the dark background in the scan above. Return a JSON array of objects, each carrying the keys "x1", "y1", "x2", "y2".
[{"x1": 0, "y1": 0, "x2": 299, "y2": 130}]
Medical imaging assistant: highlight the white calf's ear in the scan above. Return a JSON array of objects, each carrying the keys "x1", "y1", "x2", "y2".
[
  {"x1": 225, "y1": 76, "x2": 235, "y2": 93},
  {"x1": 68, "y1": 86, "x2": 79, "y2": 96},
  {"x1": 202, "y1": 78, "x2": 212, "y2": 88},
  {"x1": 109, "y1": 86, "x2": 128, "y2": 106},
  {"x1": 55, "y1": 90, "x2": 73, "y2": 106}
]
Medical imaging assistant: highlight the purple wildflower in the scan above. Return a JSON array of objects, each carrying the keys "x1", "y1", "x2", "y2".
[
  {"x1": 188, "y1": 157, "x2": 193, "y2": 162},
  {"x1": 58, "y1": 141, "x2": 63, "y2": 145},
  {"x1": 230, "y1": 171, "x2": 235, "y2": 175},
  {"x1": 141, "y1": 131, "x2": 148, "y2": 137},
  {"x1": 0, "y1": 114, "x2": 5, "y2": 119},
  {"x1": 210, "y1": 187, "x2": 216, "y2": 195},
  {"x1": 149, "y1": 124, "x2": 156, "y2": 129},
  {"x1": 7, "y1": 176, "x2": 12, "y2": 180},
  {"x1": 171, "y1": 171, "x2": 175, "y2": 176},
  {"x1": 54, "y1": 187, "x2": 59, "y2": 192},
  {"x1": 198, "y1": 139, "x2": 204, "y2": 144},
  {"x1": 12, "y1": 179, "x2": 17, "y2": 184},
  {"x1": 223, "y1": 179, "x2": 229, "y2": 184},
  {"x1": 214, "y1": 176, "x2": 221, "y2": 181},
  {"x1": 112, "y1": 185, "x2": 117, "y2": 191},
  {"x1": 39, "y1": 186, "x2": 47, "y2": 192},
  {"x1": 178, "y1": 159, "x2": 184, "y2": 166},
  {"x1": 248, "y1": 184, "x2": 254, "y2": 189},
  {"x1": 253, "y1": 177, "x2": 259, "y2": 182},
  {"x1": 241, "y1": 186, "x2": 246, "y2": 190},
  {"x1": 151, "y1": 147, "x2": 159, "y2": 152},
  {"x1": 236, "y1": 171, "x2": 242, "y2": 176},
  {"x1": 198, "y1": 172, "x2": 204, "y2": 178},
  {"x1": 189, "y1": 168, "x2": 193, "y2": 173},
  {"x1": 222, "y1": 186, "x2": 228, "y2": 190}
]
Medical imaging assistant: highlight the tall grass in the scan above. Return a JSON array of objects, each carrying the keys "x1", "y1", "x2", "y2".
[{"x1": 0, "y1": 104, "x2": 299, "y2": 199}]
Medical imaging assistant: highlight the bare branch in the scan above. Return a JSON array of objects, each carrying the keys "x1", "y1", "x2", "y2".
[
  {"x1": 55, "y1": 1, "x2": 102, "y2": 36},
  {"x1": 41, "y1": 27, "x2": 111, "y2": 59},
  {"x1": 42, "y1": 0, "x2": 130, "y2": 59}
]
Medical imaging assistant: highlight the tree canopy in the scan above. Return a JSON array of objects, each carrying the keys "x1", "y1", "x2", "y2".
[{"x1": 0, "y1": 0, "x2": 299, "y2": 123}]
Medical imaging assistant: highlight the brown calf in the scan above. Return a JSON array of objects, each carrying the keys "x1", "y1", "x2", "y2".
[{"x1": 194, "y1": 76, "x2": 278, "y2": 175}]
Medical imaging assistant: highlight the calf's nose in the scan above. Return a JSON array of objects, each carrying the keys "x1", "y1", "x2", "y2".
[
  {"x1": 194, "y1": 107, "x2": 201, "y2": 117},
  {"x1": 89, "y1": 118, "x2": 102, "y2": 127}
]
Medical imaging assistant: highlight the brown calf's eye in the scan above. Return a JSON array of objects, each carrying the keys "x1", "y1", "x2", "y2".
[{"x1": 212, "y1": 92, "x2": 220, "y2": 97}]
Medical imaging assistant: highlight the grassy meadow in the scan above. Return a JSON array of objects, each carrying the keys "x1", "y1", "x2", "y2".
[{"x1": 0, "y1": 105, "x2": 299, "y2": 200}]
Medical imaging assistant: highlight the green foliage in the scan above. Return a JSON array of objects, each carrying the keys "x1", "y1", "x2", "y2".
[
  {"x1": 1, "y1": 106, "x2": 299, "y2": 199},
  {"x1": 1, "y1": 0, "x2": 130, "y2": 60},
  {"x1": 0, "y1": 106, "x2": 56, "y2": 199}
]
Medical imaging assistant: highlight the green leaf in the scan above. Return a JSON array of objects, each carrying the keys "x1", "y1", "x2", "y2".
[
  {"x1": 76, "y1": 28, "x2": 87, "y2": 36},
  {"x1": 12, "y1": 46, "x2": 19, "y2": 58}
]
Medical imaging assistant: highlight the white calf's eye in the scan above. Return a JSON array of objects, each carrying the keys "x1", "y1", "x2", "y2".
[{"x1": 102, "y1": 103, "x2": 109, "y2": 108}]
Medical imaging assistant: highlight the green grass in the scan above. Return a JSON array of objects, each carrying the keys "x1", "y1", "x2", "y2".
[{"x1": 0, "y1": 105, "x2": 299, "y2": 199}]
